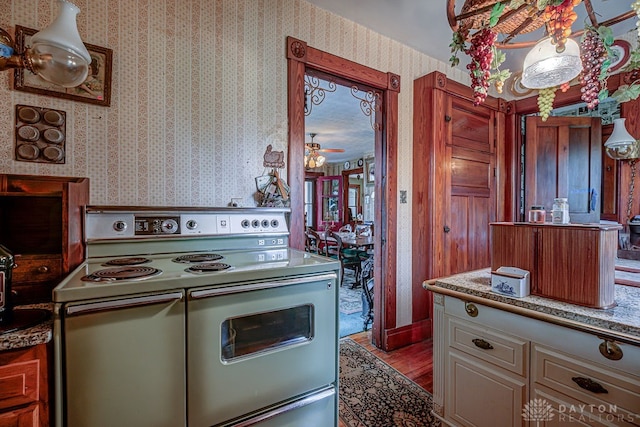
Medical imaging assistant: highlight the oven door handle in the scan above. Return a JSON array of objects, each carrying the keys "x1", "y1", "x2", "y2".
[
  {"x1": 65, "y1": 291, "x2": 184, "y2": 316},
  {"x1": 189, "y1": 272, "x2": 337, "y2": 299},
  {"x1": 229, "y1": 385, "x2": 336, "y2": 427}
]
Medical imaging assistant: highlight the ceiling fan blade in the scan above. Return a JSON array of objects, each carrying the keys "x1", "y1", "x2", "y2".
[{"x1": 318, "y1": 148, "x2": 345, "y2": 153}]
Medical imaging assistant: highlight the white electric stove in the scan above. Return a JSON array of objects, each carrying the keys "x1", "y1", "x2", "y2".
[{"x1": 53, "y1": 206, "x2": 340, "y2": 427}]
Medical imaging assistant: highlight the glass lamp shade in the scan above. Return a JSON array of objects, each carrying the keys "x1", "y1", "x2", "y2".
[
  {"x1": 28, "y1": 0, "x2": 90, "y2": 87},
  {"x1": 521, "y1": 37, "x2": 582, "y2": 89},
  {"x1": 605, "y1": 118, "x2": 640, "y2": 160}
]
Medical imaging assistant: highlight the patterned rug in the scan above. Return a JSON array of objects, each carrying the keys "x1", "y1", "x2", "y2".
[
  {"x1": 339, "y1": 338, "x2": 440, "y2": 427},
  {"x1": 340, "y1": 285, "x2": 363, "y2": 315}
]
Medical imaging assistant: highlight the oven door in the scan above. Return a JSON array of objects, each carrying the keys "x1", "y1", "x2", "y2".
[{"x1": 187, "y1": 272, "x2": 338, "y2": 427}]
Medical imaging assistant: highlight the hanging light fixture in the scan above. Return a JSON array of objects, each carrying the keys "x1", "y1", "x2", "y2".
[
  {"x1": 521, "y1": 37, "x2": 583, "y2": 89},
  {"x1": 0, "y1": 0, "x2": 91, "y2": 87},
  {"x1": 605, "y1": 118, "x2": 640, "y2": 160},
  {"x1": 304, "y1": 141, "x2": 326, "y2": 169}
]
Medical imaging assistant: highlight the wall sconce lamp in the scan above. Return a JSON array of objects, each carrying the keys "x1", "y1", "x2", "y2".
[
  {"x1": 521, "y1": 37, "x2": 583, "y2": 89},
  {"x1": 0, "y1": 0, "x2": 90, "y2": 88},
  {"x1": 605, "y1": 118, "x2": 640, "y2": 161}
]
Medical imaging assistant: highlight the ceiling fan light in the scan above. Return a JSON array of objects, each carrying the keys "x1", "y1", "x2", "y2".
[{"x1": 521, "y1": 37, "x2": 582, "y2": 89}]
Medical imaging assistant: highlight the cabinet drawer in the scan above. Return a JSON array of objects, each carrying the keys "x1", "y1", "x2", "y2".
[
  {"x1": 532, "y1": 384, "x2": 638, "y2": 426},
  {"x1": 448, "y1": 316, "x2": 528, "y2": 376},
  {"x1": 532, "y1": 344, "x2": 640, "y2": 421},
  {"x1": 0, "y1": 403, "x2": 39, "y2": 427},
  {"x1": 0, "y1": 359, "x2": 40, "y2": 410},
  {"x1": 12, "y1": 256, "x2": 62, "y2": 284}
]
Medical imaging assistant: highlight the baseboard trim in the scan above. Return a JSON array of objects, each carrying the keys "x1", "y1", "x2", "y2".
[{"x1": 383, "y1": 318, "x2": 432, "y2": 351}]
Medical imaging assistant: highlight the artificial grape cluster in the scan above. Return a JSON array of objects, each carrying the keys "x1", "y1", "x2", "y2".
[
  {"x1": 633, "y1": 0, "x2": 640, "y2": 38},
  {"x1": 580, "y1": 27, "x2": 607, "y2": 110},
  {"x1": 543, "y1": 0, "x2": 579, "y2": 52},
  {"x1": 537, "y1": 87, "x2": 557, "y2": 122},
  {"x1": 465, "y1": 28, "x2": 497, "y2": 106}
]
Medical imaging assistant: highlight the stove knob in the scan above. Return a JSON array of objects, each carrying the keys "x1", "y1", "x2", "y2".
[
  {"x1": 270, "y1": 219, "x2": 279, "y2": 228},
  {"x1": 161, "y1": 219, "x2": 179, "y2": 233},
  {"x1": 186, "y1": 220, "x2": 198, "y2": 230},
  {"x1": 113, "y1": 221, "x2": 127, "y2": 232},
  {"x1": 252, "y1": 219, "x2": 260, "y2": 228},
  {"x1": 241, "y1": 219, "x2": 251, "y2": 228},
  {"x1": 261, "y1": 219, "x2": 270, "y2": 228}
]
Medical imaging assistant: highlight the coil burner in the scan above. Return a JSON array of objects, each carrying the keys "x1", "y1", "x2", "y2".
[
  {"x1": 81, "y1": 266, "x2": 162, "y2": 282},
  {"x1": 173, "y1": 253, "x2": 224, "y2": 263},
  {"x1": 186, "y1": 263, "x2": 232, "y2": 274},
  {"x1": 104, "y1": 257, "x2": 152, "y2": 266}
]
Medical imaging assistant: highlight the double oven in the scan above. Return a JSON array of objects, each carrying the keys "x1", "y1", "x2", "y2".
[{"x1": 53, "y1": 206, "x2": 340, "y2": 427}]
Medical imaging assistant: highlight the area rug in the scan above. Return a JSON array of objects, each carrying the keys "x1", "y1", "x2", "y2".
[
  {"x1": 340, "y1": 285, "x2": 363, "y2": 315},
  {"x1": 339, "y1": 338, "x2": 439, "y2": 427}
]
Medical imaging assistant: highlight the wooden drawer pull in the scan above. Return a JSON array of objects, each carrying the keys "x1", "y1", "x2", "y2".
[
  {"x1": 37, "y1": 265, "x2": 49, "y2": 273},
  {"x1": 571, "y1": 377, "x2": 608, "y2": 394},
  {"x1": 472, "y1": 338, "x2": 493, "y2": 350}
]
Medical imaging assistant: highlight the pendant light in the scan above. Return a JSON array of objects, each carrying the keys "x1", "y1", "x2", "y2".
[
  {"x1": 521, "y1": 37, "x2": 582, "y2": 89},
  {"x1": 0, "y1": 0, "x2": 90, "y2": 87},
  {"x1": 605, "y1": 118, "x2": 640, "y2": 160}
]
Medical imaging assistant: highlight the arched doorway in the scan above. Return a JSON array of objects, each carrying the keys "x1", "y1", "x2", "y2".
[{"x1": 286, "y1": 36, "x2": 400, "y2": 350}]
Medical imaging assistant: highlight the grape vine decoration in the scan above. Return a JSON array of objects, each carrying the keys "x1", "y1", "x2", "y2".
[
  {"x1": 580, "y1": 26, "x2": 613, "y2": 110},
  {"x1": 449, "y1": 3, "x2": 510, "y2": 106}
]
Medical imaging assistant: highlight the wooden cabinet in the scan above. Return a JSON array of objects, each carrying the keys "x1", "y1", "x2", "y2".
[
  {"x1": 525, "y1": 116, "x2": 602, "y2": 224},
  {"x1": 0, "y1": 344, "x2": 50, "y2": 427},
  {"x1": 432, "y1": 294, "x2": 640, "y2": 427},
  {"x1": 490, "y1": 222, "x2": 619, "y2": 308},
  {"x1": 412, "y1": 71, "x2": 513, "y2": 326},
  {"x1": 0, "y1": 175, "x2": 89, "y2": 304}
]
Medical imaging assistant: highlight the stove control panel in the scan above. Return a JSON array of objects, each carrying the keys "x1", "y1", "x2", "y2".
[{"x1": 85, "y1": 209, "x2": 289, "y2": 240}]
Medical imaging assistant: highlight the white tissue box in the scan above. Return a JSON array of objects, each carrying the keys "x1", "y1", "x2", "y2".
[{"x1": 491, "y1": 267, "x2": 530, "y2": 298}]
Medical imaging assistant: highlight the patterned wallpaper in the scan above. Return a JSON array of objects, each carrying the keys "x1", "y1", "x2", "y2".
[{"x1": 0, "y1": 0, "x2": 469, "y2": 326}]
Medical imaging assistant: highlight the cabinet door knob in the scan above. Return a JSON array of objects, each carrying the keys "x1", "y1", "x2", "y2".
[
  {"x1": 472, "y1": 338, "x2": 494, "y2": 350},
  {"x1": 444, "y1": 225, "x2": 451, "y2": 233},
  {"x1": 599, "y1": 340, "x2": 623, "y2": 361},
  {"x1": 38, "y1": 265, "x2": 49, "y2": 273},
  {"x1": 571, "y1": 377, "x2": 608, "y2": 394},
  {"x1": 464, "y1": 302, "x2": 478, "y2": 317}
]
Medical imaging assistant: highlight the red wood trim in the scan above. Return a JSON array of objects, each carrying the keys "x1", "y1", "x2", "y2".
[
  {"x1": 382, "y1": 318, "x2": 433, "y2": 351},
  {"x1": 287, "y1": 57, "x2": 306, "y2": 250},
  {"x1": 286, "y1": 37, "x2": 399, "y2": 351}
]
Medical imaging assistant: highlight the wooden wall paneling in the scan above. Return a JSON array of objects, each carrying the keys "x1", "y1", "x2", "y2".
[{"x1": 619, "y1": 96, "x2": 640, "y2": 223}]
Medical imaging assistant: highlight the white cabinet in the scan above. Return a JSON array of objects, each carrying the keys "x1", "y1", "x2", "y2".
[{"x1": 432, "y1": 294, "x2": 640, "y2": 427}]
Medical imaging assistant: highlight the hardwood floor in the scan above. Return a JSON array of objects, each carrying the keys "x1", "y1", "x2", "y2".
[{"x1": 339, "y1": 331, "x2": 434, "y2": 426}]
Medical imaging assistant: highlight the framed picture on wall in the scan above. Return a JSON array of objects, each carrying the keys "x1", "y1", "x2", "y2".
[
  {"x1": 13, "y1": 25, "x2": 113, "y2": 107},
  {"x1": 366, "y1": 158, "x2": 375, "y2": 183}
]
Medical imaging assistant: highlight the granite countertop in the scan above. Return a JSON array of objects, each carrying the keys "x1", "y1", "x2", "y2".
[
  {"x1": 0, "y1": 303, "x2": 53, "y2": 351},
  {"x1": 424, "y1": 269, "x2": 640, "y2": 345}
]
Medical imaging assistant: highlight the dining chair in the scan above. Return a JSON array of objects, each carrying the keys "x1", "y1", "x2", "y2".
[
  {"x1": 305, "y1": 228, "x2": 324, "y2": 255},
  {"x1": 327, "y1": 230, "x2": 365, "y2": 287}
]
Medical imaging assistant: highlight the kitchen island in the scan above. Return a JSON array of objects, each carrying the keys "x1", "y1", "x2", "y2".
[{"x1": 424, "y1": 269, "x2": 640, "y2": 427}]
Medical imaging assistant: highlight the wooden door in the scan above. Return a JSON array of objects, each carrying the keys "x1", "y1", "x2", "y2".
[
  {"x1": 525, "y1": 116, "x2": 601, "y2": 224},
  {"x1": 600, "y1": 123, "x2": 618, "y2": 221},
  {"x1": 445, "y1": 97, "x2": 496, "y2": 275},
  {"x1": 315, "y1": 175, "x2": 343, "y2": 231}
]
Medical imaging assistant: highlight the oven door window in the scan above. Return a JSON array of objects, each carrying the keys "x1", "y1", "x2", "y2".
[{"x1": 221, "y1": 304, "x2": 313, "y2": 361}]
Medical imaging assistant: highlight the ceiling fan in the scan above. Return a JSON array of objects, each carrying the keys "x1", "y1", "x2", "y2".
[
  {"x1": 305, "y1": 133, "x2": 345, "y2": 154},
  {"x1": 304, "y1": 133, "x2": 344, "y2": 169}
]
